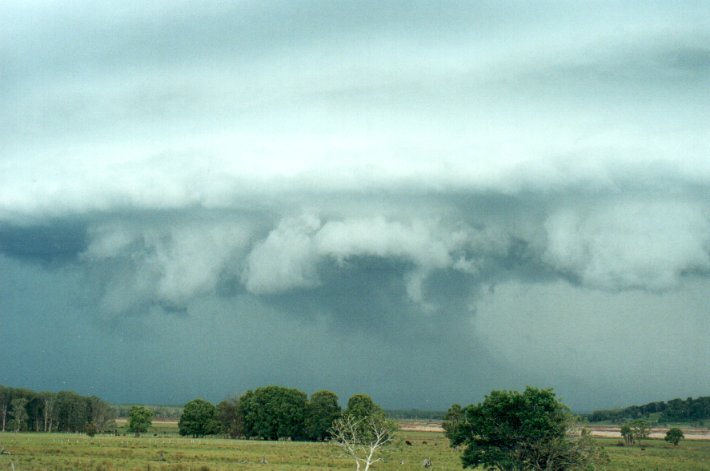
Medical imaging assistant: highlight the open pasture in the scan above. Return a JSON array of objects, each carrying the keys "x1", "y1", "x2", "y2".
[
  {"x1": 0, "y1": 430, "x2": 458, "y2": 470},
  {"x1": 2, "y1": 430, "x2": 710, "y2": 470},
  {"x1": 595, "y1": 437, "x2": 710, "y2": 471}
]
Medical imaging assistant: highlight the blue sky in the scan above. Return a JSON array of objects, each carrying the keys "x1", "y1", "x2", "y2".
[{"x1": 1, "y1": 1, "x2": 709, "y2": 410}]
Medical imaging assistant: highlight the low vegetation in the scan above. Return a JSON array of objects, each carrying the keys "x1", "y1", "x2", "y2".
[
  {"x1": 0, "y1": 428, "x2": 459, "y2": 470},
  {"x1": 2, "y1": 427, "x2": 710, "y2": 470}
]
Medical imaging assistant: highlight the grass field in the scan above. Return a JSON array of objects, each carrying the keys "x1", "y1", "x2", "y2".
[{"x1": 1, "y1": 428, "x2": 709, "y2": 470}]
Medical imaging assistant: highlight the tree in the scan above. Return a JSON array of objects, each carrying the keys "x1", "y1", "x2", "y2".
[
  {"x1": 448, "y1": 387, "x2": 606, "y2": 470},
  {"x1": 10, "y1": 397, "x2": 28, "y2": 432},
  {"x1": 0, "y1": 386, "x2": 12, "y2": 432},
  {"x1": 0, "y1": 386, "x2": 113, "y2": 434},
  {"x1": 533, "y1": 418, "x2": 609, "y2": 470},
  {"x1": 665, "y1": 427, "x2": 684, "y2": 446},
  {"x1": 179, "y1": 399, "x2": 218, "y2": 438},
  {"x1": 241, "y1": 386, "x2": 308, "y2": 440},
  {"x1": 345, "y1": 394, "x2": 381, "y2": 420},
  {"x1": 330, "y1": 401, "x2": 397, "y2": 471},
  {"x1": 86, "y1": 395, "x2": 116, "y2": 433},
  {"x1": 442, "y1": 403, "x2": 466, "y2": 446},
  {"x1": 26, "y1": 393, "x2": 46, "y2": 432},
  {"x1": 305, "y1": 390, "x2": 341, "y2": 441},
  {"x1": 621, "y1": 419, "x2": 651, "y2": 446},
  {"x1": 630, "y1": 419, "x2": 651, "y2": 443},
  {"x1": 42, "y1": 393, "x2": 57, "y2": 432},
  {"x1": 56, "y1": 391, "x2": 88, "y2": 432},
  {"x1": 127, "y1": 406, "x2": 153, "y2": 437},
  {"x1": 620, "y1": 423, "x2": 634, "y2": 445},
  {"x1": 216, "y1": 397, "x2": 244, "y2": 438}
]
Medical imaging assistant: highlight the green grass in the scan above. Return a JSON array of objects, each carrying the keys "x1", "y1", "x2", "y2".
[
  {"x1": 1, "y1": 431, "x2": 709, "y2": 470},
  {"x1": 0, "y1": 430, "x2": 459, "y2": 470},
  {"x1": 597, "y1": 437, "x2": 710, "y2": 471}
]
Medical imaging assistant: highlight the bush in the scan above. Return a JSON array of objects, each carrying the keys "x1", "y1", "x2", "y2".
[{"x1": 665, "y1": 428, "x2": 684, "y2": 446}]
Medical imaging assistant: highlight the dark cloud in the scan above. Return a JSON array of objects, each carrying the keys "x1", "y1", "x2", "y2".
[
  {"x1": 667, "y1": 47, "x2": 710, "y2": 74},
  {"x1": 0, "y1": 221, "x2": 88, "y2": 263},
  {"x1": 1, "y1": 1, "x2": 709, "y2": 411}
]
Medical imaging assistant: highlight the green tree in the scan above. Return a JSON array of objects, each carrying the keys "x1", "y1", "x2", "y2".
[
  {"x1": 179, "y1": 399, "x2": 218, "y2": 438},
  {"x1": 620, "y1": 423, "x2": 634, "y2": 445},
  {"x1": 216, "y1": 397, "x2": 244, "y2": 438},
  {"x1": 665, "y1": 427, "x2": 684, "y2": 446},
  {"x1": 26, "y1": 392, "x2": 45, "y2": 432},
  {"x1": 345, "y1": 394, "x2": 381, "y2": 420},
  {"x1": 305, "y1": 390, "x2": 341, "y2": 441},
  {"x1": 0, "y1": 386, "x2": 11, "y2": 432},
  {"x1": 39, "y1": 392, "x2": 57, "y2": 432},
  {"x1": 127, "y1": 405, "x2": 153, "y2": 437},
  {"x1": 442, "y1": 403, "x2": 466, "y2": 446},
  {"x1": 241, "y1": 386, "x2": 308, "y2": 440},
  {"x1": 56, "y1": 391, "x2": 88, "y2": 432},
  {"x1": 448, "y1": 387, "x2": 606, "y2": 470},
  {"x1": 10, "y1": 397, "x2": 29, "y2": 432},
  {"x1": 86, "y1": 395, "x2": 116, "y2": 433},
  {"x1": 622, "y1": 419, "x2": 651, "y2": 446},
  {"x1": 85, "y1": 422, "x2": 97, "y2": 437}
]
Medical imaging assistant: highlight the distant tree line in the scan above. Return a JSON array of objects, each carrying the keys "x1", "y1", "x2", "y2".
[
  {"x1": 113, "y1": 404, "x2": 183, "y2": 420},
  {"x1": 178, "y1": 386, "x2": 384, "y2": 442},
  {"x1": 588, "y1": 395, "x2": 710, "y2": 423},
  {"x1": 0, "y1": 385, "x2": 115, "y2": 433},
  {"x1": 385, "y1": 409, "x2": 445, "y2": 420}
]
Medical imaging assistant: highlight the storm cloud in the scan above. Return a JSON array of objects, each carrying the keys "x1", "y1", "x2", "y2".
[{"x1": 1, "y1": 1, "x2": 709, "y2": 410}]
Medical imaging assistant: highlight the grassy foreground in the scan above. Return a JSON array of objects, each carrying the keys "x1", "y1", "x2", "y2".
[
  {"x1": 1, "y1": 430, "x2": 709, "y2": 470},
  {"x1": 0, "y1": 430, "x2": 457, "y2": 471}
]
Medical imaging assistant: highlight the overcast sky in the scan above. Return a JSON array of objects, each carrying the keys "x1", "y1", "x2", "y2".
[{"x1": 1, "y1": 1, "x2": 709, "y2": 411}]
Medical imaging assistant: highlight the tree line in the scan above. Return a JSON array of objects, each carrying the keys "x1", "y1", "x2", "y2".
[
  {"x1": 588, "y1": 395, "x2": 710, "y2": 423},
  {"x1": 176, "y1": 385, "x2": 381, "y2": 442},
  {"x1": 0, "y1": 385, "x2": 115, "y2": 433},
  {"x1": 113, "y1": 404, "x2": 182, "y2": 420},
  {"x1": 128, "y1": 386, "x2": 395, "y2": 470}
]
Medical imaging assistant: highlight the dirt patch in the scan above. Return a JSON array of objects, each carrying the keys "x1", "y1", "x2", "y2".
[
  {"x1": 588, "y1": 425, "x2": 710, "y2": 441},
  {"x1": 397, "y1": 422, "x2": 710, "y2": 441},
  {"x1": 399, "y1": 422, "x2": 444, "y2": 433}
]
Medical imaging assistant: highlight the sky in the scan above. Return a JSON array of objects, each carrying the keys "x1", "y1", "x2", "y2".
[{"x1": 1, "y1": 1, "x2": 709, "y2": 411}]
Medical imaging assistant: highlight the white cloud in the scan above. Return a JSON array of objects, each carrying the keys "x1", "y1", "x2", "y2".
[
  {"x1": 148, "y1": 222, "x2": 250, "y2": 302},
  {"x1": 544, "y1": 201, "x2": 710, "y2": 290},
  {"x1": 2, "y1": 2, "x2": 710, "y2": 224},
  {"x1": 242, "y1": 215, "x2": 322, "y2": 294},
  {"x1": 315, "y1": 217, "x2": 455, "y2": 269},
  {"x1": 84, "y1": 219, "x2": 251, "y2": 310}
]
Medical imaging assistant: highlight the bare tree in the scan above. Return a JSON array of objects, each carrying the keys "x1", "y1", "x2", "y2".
[{"x1": 330, "y1": 413, "x2": 397, "y2": 471}]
